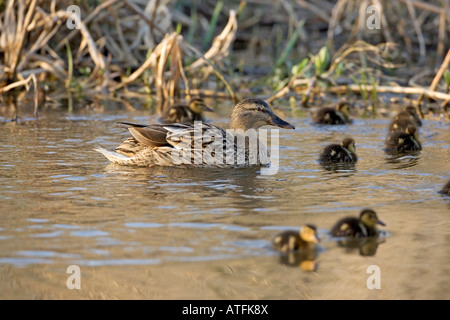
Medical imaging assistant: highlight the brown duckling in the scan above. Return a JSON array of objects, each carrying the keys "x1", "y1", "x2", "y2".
[
  {"x1": 319, "y1": 137, "x2": 357, "y2": 163},
  {"x1": 160, "y1": 98, "x2": 213, "y2": 123},
  {"x1": 312, "y1": 102, "x2": 352, "y2": 125},
  {"x1": 440, "y1": 180, "x2": 450, "y2": 196},
  {"x1": 389, "y1": 106, "x2": 422, "y2": 132},
  {"x1": 331, "y1": 209, "x2": 385, "y2": 238},
  {"x1": 272, "y1": 224, "x2": 319, "y2": 253},
  {"x1": 385, "y1": 125, "x2": 422, "y2": 152}
]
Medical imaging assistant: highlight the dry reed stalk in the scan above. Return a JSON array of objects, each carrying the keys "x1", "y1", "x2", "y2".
[
  {"x1": 429, "y1": 49, "x2": 450, "y2": 92},
  {"x1": 398, "y1": 0, "x2": 450, "y2": 15},
  {"x1": 328, "y1": 84, "x2": 450, "y2": 101},
  {"x1": 436, "y1": 0, "x2": 448, "y2": 62},
  {"x1": 404, "y1": 0, "x2": 426, "y2": 64},
  {"x1": 186, "y1": 10, "x2": 238, "y2": 71},
  {"x1": 295, "y1": 0, "x2": 330, "y2": 22},
  {"x1": 0, "y1": 73, "x2": 39, "y2": 116},
  {"x1": 2, "y1": 0, "x2": 37, "y2": 81},
  {"x1": 327, "y1": 0, "x2": 348, "y2": 55},
  {"x1": 372, "y1": 0, "x2": 394, "y2": 43},
  {"x1": 54, "y1": 0, "x2": 121, "y2": 51}
]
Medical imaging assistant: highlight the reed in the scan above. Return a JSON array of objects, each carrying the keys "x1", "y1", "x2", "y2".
[{"x1": 0, "y1": 0, "x2": 448, "y2": 119}]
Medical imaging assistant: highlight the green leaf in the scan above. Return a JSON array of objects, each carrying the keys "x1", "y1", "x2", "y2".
[
  {"x1": 314, "y1": 46, "x2": 330, "y2": 75},
  {"x1": 291, "y1": 58, "x2": 309, "y2": 77},
  {"x1": 274, "y1": 20, "x2": 305, "y2": 69},
  {"x1": 444, "y1": 70, "x2": 450, "y2": 86}
]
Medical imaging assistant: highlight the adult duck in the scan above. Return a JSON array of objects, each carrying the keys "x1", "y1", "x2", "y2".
[{"x1": 95, "y1": 98, "x2": 295, "y2": 167}]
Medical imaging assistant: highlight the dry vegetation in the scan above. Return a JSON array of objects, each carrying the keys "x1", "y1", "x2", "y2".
[{"x1": 0, "y1": 0, "x2": 449, "y2": 119}]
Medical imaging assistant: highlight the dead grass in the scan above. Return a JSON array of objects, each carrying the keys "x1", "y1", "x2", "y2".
[{"x1": 0, "y1": 0, "x2": 448, "y2": 118}]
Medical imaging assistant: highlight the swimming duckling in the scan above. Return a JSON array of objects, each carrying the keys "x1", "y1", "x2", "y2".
[
  {"x1": 385, "y1": 125, "x2": 422, "y2": 152},
  {"x1": 331, "y1": 209, "x2": 385, "y2": 238},
  {"x1": 160, "y1": 98, "x2": 213, "y2": 123},
  {"x1": 389, "y1": 106, "x2": 422, "y2": 132},
  {"x1": 272, "y1": 224, "x2": 319, "y2": 253},
  {"x1": 312, "y1": 102, "x2": 352, "y2": 125},
  {"x1": 440, "y1": 180, "x2": 450, "y2": 196},
  {"x1": 319, "y1": 137, "x2": 357, "y2": 163}
]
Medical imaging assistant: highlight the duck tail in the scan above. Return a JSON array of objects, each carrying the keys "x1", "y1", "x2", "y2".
[{"x1": 94, "y1": 147, "x2": 129, "y2": 163}]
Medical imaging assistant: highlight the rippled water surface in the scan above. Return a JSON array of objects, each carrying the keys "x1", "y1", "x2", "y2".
[{"x1": 0, "y1": 100, "x2": 449, "y2": 299}]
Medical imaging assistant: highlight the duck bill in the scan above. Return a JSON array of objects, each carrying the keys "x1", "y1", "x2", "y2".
[
  {"x1": 268, "y1": 114, "x2": 295, "y2": 129},
  {"x1": 313, "y1": 235, "x2": 320, "y2": 244},
  {"x1": 202, "y1": 105, "x2": 214, "y2": 112},
  {"x1": 377, "y1": 220, "x2": 386, "y2": 226}
]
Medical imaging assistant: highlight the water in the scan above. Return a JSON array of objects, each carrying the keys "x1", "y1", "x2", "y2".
[{"x1": 0, "y1": 100, "x2": 449, "y2": 299}]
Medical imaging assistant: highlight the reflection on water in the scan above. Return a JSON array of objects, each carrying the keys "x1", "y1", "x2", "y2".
[
  {"x1": 0, "y1": 100, "x2": 449, "y2": 299},
  {"x1": 333, "y1": 236, "x2": 386, "y2": 257},
  {"x1": 384, "y1": 152, "x2": 421, "y2": 169},
  {"x1": 277, "y1": 248, "x2": 319, "y2": 271}
]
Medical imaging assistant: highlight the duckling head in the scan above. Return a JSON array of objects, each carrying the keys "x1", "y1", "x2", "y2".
[
  {"x1": 299, "y1": 224, "x2": 320, "y2": 244},
  {"x1": 188, "y1": 98, "x2": 213, "y2": 115},
  {"x1": 341, "y1": 137, "x2": 356, "y2": 153},
  {"x1": 360, "y1": 209, "x2": 385, "y2": 228},
  {"x1": 404, "y1": 105, "x2": 422, "y2": 126},
  {"x1": 337, "y1": 102, "x2": 350, "y2": 114},
  {"x1": 230, "y1": 98, "x2": 295, "y2": 131}
]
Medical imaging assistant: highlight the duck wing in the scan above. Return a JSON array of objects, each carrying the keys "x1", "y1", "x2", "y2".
[
  {"x1": 331, "y1": 217, "x2": 365, "y2": 237},
  {"x1": 118, "y1": 122, "x2": 170, "y2": 147},
  {"x1": 164, "y1": 123, "x2": 228, "y2": 149}
]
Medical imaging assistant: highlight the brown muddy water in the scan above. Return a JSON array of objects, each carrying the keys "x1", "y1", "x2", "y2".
[{"x1": 0, "y1": 99, "x2": 449, "y2": 300}]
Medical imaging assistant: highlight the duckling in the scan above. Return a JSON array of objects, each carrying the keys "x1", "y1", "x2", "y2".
[
  {"x1": 272, "y1": 224, "x2": 319, "y2": 253},
  {"x1": 331, "y1": 209, "x2": 385, "y2": 238},
  {"x1": 160, "y1": 98, "x2": 213, "y2": 123},
  {"x1": 312, "y1": 102, "x2": 352, "y2": 125},
  {"x1": 385, "y1": 125, "x2": 422, "y2": 152},
  {"x1": 389, "y1": 105, "x2": 422, "y2": 132},
  {"x1": 440, "y1": 180, "x2": 450, "y2": 196},
  {"x1": 319, "y1": 137, "x2": 357, "y2": 163}
]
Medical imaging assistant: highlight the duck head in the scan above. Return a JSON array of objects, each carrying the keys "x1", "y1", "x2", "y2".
[
  {"x1": 188, "y1": 98, "x2": 213, "y2": 115},
  {"x1": 360, "y1": 209, "x2": 385, "y2": 228},
  {"x1": 229, "y1": 98, "x2": 295, "y2": 131},
  {"x1": 341, "y1": 137, "x2": 356, "y2": 153},
  {"x1": 404, "y1": 105, "x2": 422, "y2": 126},
  {"x1": 300, "y1": 224, "x2": 320, "y2": 244}
]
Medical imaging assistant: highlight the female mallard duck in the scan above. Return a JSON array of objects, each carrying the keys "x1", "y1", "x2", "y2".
[
  {"x1": 385, "y1": 125, "x2": 422, "y2": 152},
  {"x1": 389, "y1": 105, "x2": 422, "y2": 132},
  {"x1": 312, "y1": 102, "x2": 352, "y2": 125},
  {"x1": 272, "y1": 225, "x2": 320, "y2": 253},
  {"x1": 95, "y1": 98, "x2": 295, "y2": 167},
  {"x1": 331, "y1": 209, "x2": 385, "y2": 238},
  {"x1": 319, "y1": 137, "x2": 357, "y2": 163},
  {"x1": 160, "y1": 98, "x2": 213, "y2": 123}
]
